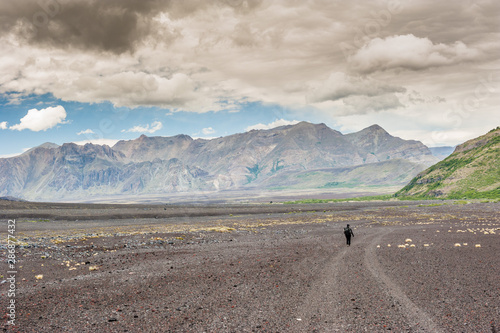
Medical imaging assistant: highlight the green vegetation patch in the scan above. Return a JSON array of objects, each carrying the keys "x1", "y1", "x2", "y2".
[
  {"x1": 284, "y1": 194, "x2": 393, "y2": 204},
  {"x1": 447, "y1": 187, "x2": 500, "y2": 200},
  {"x1": 320, "y1": 181, "x2": 360, "y2": 188},
  {"x1": 245, "y1": 163, "x2": 262, "y2": 183},
  {"x1": 396, "y1": 133, "x2": 500, "y2": 199},
  {"x1": 270, "y1": 159, "x2": 284, "y2": 174}
]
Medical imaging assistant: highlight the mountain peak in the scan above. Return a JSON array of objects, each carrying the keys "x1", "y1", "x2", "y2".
[
  {"x1": 367, "y1": 124, "x2": 383, "y2": 130},
  {"x1": 38, "y1": 142, "x2": 59, "y2": 149},
  {"x1": 360, "y1": 124, "x2": 388, "y2": 134},
  {"x1": 286, "y1": 121, "x2": 331, "y2": 131},
  {"x1": 345, "y1": 124, "x2": 392, "y2": 139},
  {"x1": 174, "y1": 134, "x2": 193, "y2": 141},
  {"x1": 293, "y1": 121, "x2": 326, "y2": 128},
  {"x1": 22, "y1": 142, "x2": 59, "y2": 155}
]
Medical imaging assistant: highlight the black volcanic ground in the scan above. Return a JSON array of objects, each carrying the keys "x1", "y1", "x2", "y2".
[{"x1": 1, "y1": 200, "x2": 499, "y2": 332}]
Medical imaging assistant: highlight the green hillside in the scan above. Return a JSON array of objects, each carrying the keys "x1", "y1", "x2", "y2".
[{"x1": 396, "y1": 127, "x2": 500, "y2": 199}]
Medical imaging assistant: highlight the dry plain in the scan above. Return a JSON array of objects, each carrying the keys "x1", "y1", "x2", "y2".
[{"x1": 1, "y1": 200, "x2": 499, "y2": 332}]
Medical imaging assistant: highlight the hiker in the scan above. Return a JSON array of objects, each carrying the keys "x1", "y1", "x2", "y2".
[{"x1": 344, "y1": 224, "x2": 354, "y2": 246}]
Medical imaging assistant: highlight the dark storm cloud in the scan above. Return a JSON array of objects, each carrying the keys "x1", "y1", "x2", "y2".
[{"x1": 0, "y1": 0, "x2": 224, "y2": 54}]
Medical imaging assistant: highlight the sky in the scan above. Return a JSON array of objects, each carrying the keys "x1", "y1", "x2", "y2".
[{"x1": 0, "y1": 0, "x2": 499, "y2": 157}]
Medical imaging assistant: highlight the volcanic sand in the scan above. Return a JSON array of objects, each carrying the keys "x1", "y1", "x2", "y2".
[{"x1": 1, "y1": 201, "x2": 499, "y2": 332}]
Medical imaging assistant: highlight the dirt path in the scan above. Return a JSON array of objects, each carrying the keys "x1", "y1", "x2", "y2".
[
  {"x1": 292, "y1": 226, "x2": 446, "y2": 332},
  {"x1": 364, "y1": 229, "x2": 443, "y2": 332},
  {"x1": 293, "y1": 245, "x2": 348, "y2": 332}
]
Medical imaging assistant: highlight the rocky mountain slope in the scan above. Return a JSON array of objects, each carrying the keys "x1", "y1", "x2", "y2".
[
  {"x1": 396, "y1": 127, "x2": 500, "y2": 199},
  {"x1": 0, "y1": 122, "x2": 438, "y2": 201}
]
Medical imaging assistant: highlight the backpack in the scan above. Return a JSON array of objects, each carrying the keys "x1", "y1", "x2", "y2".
[{"x1": 344, "y1": 227, "x2": 351, "y2": 236}]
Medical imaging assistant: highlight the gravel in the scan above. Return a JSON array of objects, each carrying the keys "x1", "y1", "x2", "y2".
[{"x1": 1, "y1": 201, "x2": 499, "y2": 332}]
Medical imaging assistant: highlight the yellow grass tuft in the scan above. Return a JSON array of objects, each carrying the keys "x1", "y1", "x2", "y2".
[{"x1": 208, "y1": 226, "x2": 236, "y2": 233}]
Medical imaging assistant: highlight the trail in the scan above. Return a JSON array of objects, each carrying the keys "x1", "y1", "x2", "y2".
[
  {"x1": 292, "y1": 226, "x2": 444, "y2": 332},
  {"x1": 292, "y1": 228, "x2": 375, "y2": 331},
  {"x1": 364, "y1": 229, "x2": 443, "y2": 333},
  {"x1": 293, "y1": 245, "x2": 349, "y2": 331}
]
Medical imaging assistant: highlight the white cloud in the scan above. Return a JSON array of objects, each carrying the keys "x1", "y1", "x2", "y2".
[
  {"x1": 70, "y1": 72, "x2": 200, "y2": 109},
  {"x1": 0, "y1": 121, "x2": 7, "y2": 130},
  {"x1": 121, "y1": 121, "x2": 163, "y2": 134},
  {"x1": 349, "y1": 34, "x2": 480, "y2": 74},
  {"x1": 202, "y1": 127, "x2": 215, "y2": 135},
  {"x1": 10, "y1": 106, "x2": 67, "y2": 131},
  {"x1": 77, "y1": 129, "x2": 95, "y2": 135},
  {"x1": 246, "y1": 119, "x2": 300, "y2": 132},
  {"x1": 0, "y1": 147, "x2": 32, "y2": 158}
]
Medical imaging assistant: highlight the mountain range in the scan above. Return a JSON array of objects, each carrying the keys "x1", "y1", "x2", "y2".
[
  {"x1": 0, "y1": 122, "x2": 439, "y2": 202},
  {"x1": 396, "y1": 127, "x2": 500, "y2": 199}
]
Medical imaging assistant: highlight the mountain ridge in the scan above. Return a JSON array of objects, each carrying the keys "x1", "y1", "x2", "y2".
[{"x1": 0, "y1": 122, "x2": 438, "y2": 201}]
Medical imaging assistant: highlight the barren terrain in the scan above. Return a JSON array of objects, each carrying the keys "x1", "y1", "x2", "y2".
[{"x1": 1, "y1": 200, "x2": 499, "y2": 332}]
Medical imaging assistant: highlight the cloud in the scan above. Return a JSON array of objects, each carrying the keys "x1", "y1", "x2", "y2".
[
  {"x1": 77, "y1": 129, "x2": 95, "y2": 135},
  {"x1": 349, "y1": 34, "x2": 480, "y2": 74},
  {"x1": 246, "y1": 119, "x2": 300, "y2": 131},
  {"x1": 69, "y1": 72, "x2": 200, "y2": 109},
  {"x1": 306, "y1": 73, "x2": 406, "y2": 115},
  {"x1": 0, "y1": 121, "x2": 7, "y2": 130},
  {"x1": 202, "y1": 127, "x2": 215, "y2": 135},
  {"x1": 121, "y1": 121, "x2": 163, "y2": 134},
  {"x1": 0, "y1": 149, "x2": 29, "y2": 158},
  {"x1": 343, "y1": 94, "x2": 404, "y2": 113},
  {"x1": 0, "y1": 0, "x2": 497, "y2": 141},
  {"x1": 10, "y1": 105, "x2": 67, "y2": 131},
  {"x1": 307, "y1": 72, "x2": 406, "y2": 104},
  {"x1": 0, "y1": 0, "x2": 185, "y2": 54}
]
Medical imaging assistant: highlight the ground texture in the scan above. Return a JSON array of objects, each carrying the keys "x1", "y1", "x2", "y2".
[{"x1": 1, "y1": 201, "x2": 499, "y2": 332}]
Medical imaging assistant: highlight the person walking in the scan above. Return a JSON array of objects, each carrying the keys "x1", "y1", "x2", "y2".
[{"x1": 344, "y1": 224, "x2": 354, "y2": 246}]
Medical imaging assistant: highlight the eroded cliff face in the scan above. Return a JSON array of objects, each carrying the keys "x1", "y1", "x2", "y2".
[{"x1": 0, "y1": 122, "x2": 438, "y2": 201}]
